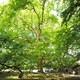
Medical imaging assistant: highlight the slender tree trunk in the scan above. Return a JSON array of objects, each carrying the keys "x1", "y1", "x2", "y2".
[{"x1": 37, "y1": 56, "x2": 45, "y2": 73}]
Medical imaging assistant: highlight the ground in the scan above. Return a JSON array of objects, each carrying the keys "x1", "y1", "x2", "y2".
[{"x1": 0, "y1": 71, "x2": 80, "y2": 80}]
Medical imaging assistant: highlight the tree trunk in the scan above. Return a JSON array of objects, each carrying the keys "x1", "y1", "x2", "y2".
[{"x1": 37, "y1": 56, "x2": 45, "y2": 73}]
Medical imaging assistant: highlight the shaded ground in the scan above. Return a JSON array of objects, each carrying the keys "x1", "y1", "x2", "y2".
[
  {"x1": 65, "y1": 77, "x2": 80, "y2": 80},
  {"x1": 0, "y1": 71, "x2": 80, "y2": 80}
]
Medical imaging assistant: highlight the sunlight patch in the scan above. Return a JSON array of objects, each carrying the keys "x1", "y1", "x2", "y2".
[{"x1": 0, "y1": 0, "x2": 8, "y2": 5}]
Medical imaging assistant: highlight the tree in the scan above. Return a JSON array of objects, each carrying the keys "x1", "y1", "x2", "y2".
[
  {"x1": 0, "y1": 0, "x2": 79, "y2": 75},
  {"x1": 60, "y1": 0, "x2": 80, "y2": 68},
  {"x1": 0, "y1": 0, "x2": 59, "y2": 73}
]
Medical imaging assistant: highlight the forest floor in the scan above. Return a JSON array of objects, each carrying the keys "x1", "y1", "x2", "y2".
[{"x1": 0, "y1": 71, "x2": 80, "y2": 80}]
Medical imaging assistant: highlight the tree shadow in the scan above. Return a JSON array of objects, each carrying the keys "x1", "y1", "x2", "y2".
[{"x1": 65, "y1": 77, "x2": 80, "y2": 80}]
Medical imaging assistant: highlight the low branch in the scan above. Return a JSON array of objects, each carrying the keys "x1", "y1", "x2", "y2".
[{"x1": 0, "y1": 62, "x2": 23, "y2": 78}]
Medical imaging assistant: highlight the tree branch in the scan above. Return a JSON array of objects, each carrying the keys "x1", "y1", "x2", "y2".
[
  {"x1": 41, "y1": 0, "x2": 46, "y2": 24},
  {"x1": 0, "y1": 62, "x2": 23, "y2": 78}
]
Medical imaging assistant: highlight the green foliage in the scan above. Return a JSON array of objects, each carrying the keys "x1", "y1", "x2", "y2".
[
  {"x1": 62, "y1": 0, "x2": 80, "y2": 31},
  {"x1": 0, "y1": 0, "x2": 79, "y2": 72},
  {"x1": 9, "y1": 0, "x2": 31, "y2": 10}
]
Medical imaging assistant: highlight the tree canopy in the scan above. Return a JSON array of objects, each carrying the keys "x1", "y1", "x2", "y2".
[{"x1": 0, "y1": 0, "x2": 80, "y2": 74}]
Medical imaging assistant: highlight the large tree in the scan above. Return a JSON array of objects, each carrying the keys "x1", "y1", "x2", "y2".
[
  {"x1": 0, "y1": 0, "x2": 79, "y2": 74},
  {"x1": 0, "y1": 0, "x2": 59, "y2": 73}
]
